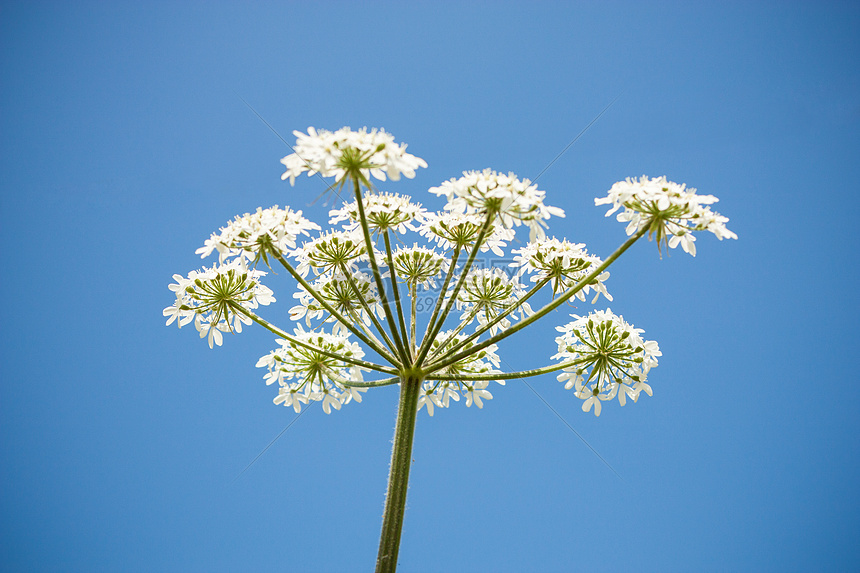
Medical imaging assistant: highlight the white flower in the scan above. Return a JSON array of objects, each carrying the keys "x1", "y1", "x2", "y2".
[
  {"x1": 387, "y1": 245, "x2": 449, "y2": 290},
  {"x1": 195, "y1": 206, "x2": 320, "y2": 265},
  {"x1": 608, "y1": 379, "x2": 638, "y2": 407},
  {"x1": 418, "y1": 212, "x2": 515, "y2": 257},
  {"x1": 163, "y1": 274, "x2": 196, "y2": 328},
  {"x1": 163, "y1": 260, "x2": 275, "y2": 348},
  {"x1": 456, "y1": 267, "x2": 531, "y2": 335},
  {"x1": 273, "y1": 385, "x2": 310, "y2": 413},
  {"x1": 417, "y1": 386, "x2": 443, "y2": 417},
  {"x1": 429, "y1": 169, "x2": 564, "y2": 240},
  {"x1": 595, "y1": 176, "x2": 737, "y2": 256},
  {"x1": 632, "y1": 380, "x2": 653, "y2": 401},
  {"x1": 464, "y1": 380, "x2": 493, "y2": 408},
  {"x1": 553, "y1": 309, "x2": 659, "y2": 415},
  {"x1": 257, "y1": 329, "x2": 367, "y2": 414},
  {"x1": 340, "y1": 381, "x2": 368, "y2": 405},
  {"x1": 511, "y1": 237, "x2": 611, "y2": 302},
  {"x1": 576, "y1": 386, "x2": 613, "y2": 417},
  {"x1": 329, "y1": 192, "x2": 427, "y2": 235},
  {"x1": 415, "y1": 379, "x2": 464, "y2": 417},
  {"x1": 289, "y1": 270, "x2": 382, "y2": 334},
  {"x1": 418, "y1": 212, "x2": 516, "y2": 257},
  {"x1": 289, "y1": 230, "x2": 368, "y2": 277},
  {"x1": 280, "y1": 127, "x2": 427, "y2": 186},
  {"x1": 439, "y1": 383, "x2": 461, "y2": 407},
  {"x1": 320, "y1": 387, "x2": 343, "y2": 414}
]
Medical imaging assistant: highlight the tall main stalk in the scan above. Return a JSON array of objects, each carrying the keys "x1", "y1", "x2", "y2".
[{"x1": 376, "y1": 375, "x2": 422, "y2": 573}]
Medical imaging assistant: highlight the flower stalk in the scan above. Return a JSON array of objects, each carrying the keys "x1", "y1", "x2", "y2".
[
  {"x1": 271, "y1": 249, "x2": 399, "y2": 366},
  {"x1": 353, "y1": 177, "x2": 411, "y2": 364},
  {"x1": 383, "y1": 230, "x2": 412, "y2": 360},
  {"x1": 414, "y1": 213, "x2": 493, "y2": 365},
  {"x1": 376, "y1": 375, "x2": 422, "y2": 573},
  {"x1": 232, "y1": 303, "x2": 398, "y2": 375},
  {"x1": 424, "y1": 225, "x2": 649, "y2": 375}
]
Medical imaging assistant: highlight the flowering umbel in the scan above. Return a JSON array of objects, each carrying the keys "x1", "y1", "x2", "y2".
[
  {"x1": 163, "y1": 259, "x2": 275, "y2": 348},
  {"x1": 553, "y1": 309, "x2": 660, "y2": 416},
  {"x1": 163, "y1": 125, "x2": 735, "y2": 572},
  {"x1": 280, "y1": 127, "x2": 427, "y2": 187},
  {"x1": 595, "y1": 175, "x2": 737, "y2": 256}
]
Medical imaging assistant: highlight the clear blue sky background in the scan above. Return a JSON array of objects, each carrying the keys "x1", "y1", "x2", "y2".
[{"x1": 2, "y1": 2, "x2": 858, "y2": 571}]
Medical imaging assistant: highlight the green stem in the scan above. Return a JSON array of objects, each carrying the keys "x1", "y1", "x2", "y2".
[
  {"x1": 338, "y1": 262, "x2": 399, "y2": 363},
  {"x1": 319, "y1": 365, "x2": 402, "y2": 389},
  {"x1": 425, "y1": 227, "x2": 648, "y2": 375},
  {"x1": 427, "y1": 303, "x2": 483, "y2": 361},
  {"x1": 426, "y1": 356, "x2": 590, "y2": 382},
  {"x1": 383, "y1": 230, "x2": 411, "y2": 359},
  {"x1": 376, "y1": 375, "x2": 422, "y2": 573},
  {"x1": 352, "y1": 177, "x2": 410, "y2": 364},
  {"x1": 339, "y1": 376, "x2": 401, "y2": 388},
  {"x1": 436, "y1": 277, "x2": 550, "y2": 363},
  {"x1": 415, "y1": 249, "x2": 460, "y2": 356},
  {"x1": 409, "y1": 282, "x2": 417, "y2": 356},
  {"x1": 231, "y1": 304, "x2": 398, "y2": 375},
  {"x1": 271, "y1": 250, "x2": 399, "y2": 367},
  {"x1": 415, "y1": 214, "x2": 493, "y2": 366}
]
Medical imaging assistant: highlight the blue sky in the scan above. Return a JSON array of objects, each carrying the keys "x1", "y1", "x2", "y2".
[{"x1": 1, "y1": 1, "x2": 858, "y2": 571}]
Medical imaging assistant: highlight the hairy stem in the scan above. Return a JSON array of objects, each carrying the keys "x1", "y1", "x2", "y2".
[
  {"x1": 339, "y1": 376, "x2": 401, "y2": 388},
  {"x1": 409, "y1": 282, "x2": 417, "y2": 356},
  {"x1": 376, "y1": 375, "x2": 422, "y2": 573}
]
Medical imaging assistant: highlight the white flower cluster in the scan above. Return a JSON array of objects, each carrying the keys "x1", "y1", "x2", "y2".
[
  {"x1": 387, "y1": 245, "x2": 449, "y2": 290},
  {"x1": 289, "y1": 271, "x2": 382, "y2": 334},
  {"x1": 329, "y1": 192, "x2": 427, "y2": 235},
  {"x1": 195, "y1": 206, "x2": 320, "y2": 265},
  {"x1": 429, "y1": 168, "x2": 565, "y2": 241},
  {"x1": 256, "y1": 330, "x2": 368, "y2": 414},
  {"x1": 418, "y1": 212, "x2": 514, "y2": 256},
  {"x1": 166, "y1": 126, "x2": 736, "y2": 421},
  {"x1": 289, "y1": 230, "x2": 368, "y2": 277},
  {"x1": 553, "y1": 309, "x2": 660, "y2": 416},
  {"x1": 595, "y1": 175, "x2": 737, "y2": 256},
  {"x1": 280, "y1": 127, "x2": 428, "y2": 185},
  {"x1": 455, "y1": 267, "x2": 532, "y2": 335},
  {"x1": 511, "y1": 237, "x2": 611, "y2": 301},
  {"x1": 163, "y1": 259, "x2": 275, "y2": 348}
]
